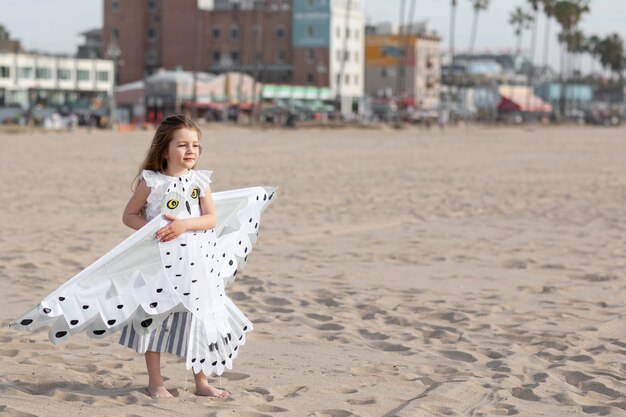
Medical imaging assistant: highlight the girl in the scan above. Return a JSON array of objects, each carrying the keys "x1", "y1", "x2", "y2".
[
  {"x1": 119, "y1": 114, "x2": 228, "y2": 398},
  {"x1": 12, "y1": 113, "x2": 276, "y2": 400}
]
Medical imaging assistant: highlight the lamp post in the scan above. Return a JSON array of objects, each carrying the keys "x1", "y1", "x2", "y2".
[{"x1": 106, "y1": 39, "x2": 121, "y2": 129}]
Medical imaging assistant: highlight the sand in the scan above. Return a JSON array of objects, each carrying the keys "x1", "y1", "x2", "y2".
[{"x1": 0, "y1": 124, "x2": 624, "y2": 416}]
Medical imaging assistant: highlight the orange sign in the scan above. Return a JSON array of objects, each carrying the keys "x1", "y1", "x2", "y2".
[{"x1": 366, "y1": 35, "x2": 417, "y2": 66}]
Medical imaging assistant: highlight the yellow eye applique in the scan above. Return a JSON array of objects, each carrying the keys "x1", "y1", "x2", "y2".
[
  {"x1": 166, "y1": 199, "x2": 179, "y2": 209},
  {"x1": 191, "y1": 188, "x2": 200, "y2": 199}
]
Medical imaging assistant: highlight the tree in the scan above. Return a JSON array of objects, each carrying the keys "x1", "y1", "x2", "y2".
[
  {"x1": 0, "y1": 24, "x2": 9, "y2": 41},
  {"x1": 510, "y1": 7, "x2": 533, "y2": 54},
  {"x1": 552, "y1": 0, "x2": 590, "y2": 116},
  {"x1": 597, "y1": 33, "x2": 625, "y2": 81},
  {"x1": 585, "y1": 34, "x2": 601, "y2": 76},
  {"x1": 541, "y1": 0, "x2": 558, "y2": 76},
  {"x1": 468, "y1": 0, "x2": 490, "y2": 55}
]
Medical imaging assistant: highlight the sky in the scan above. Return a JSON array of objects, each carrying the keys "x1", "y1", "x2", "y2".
[{"x1": 1, "y1": 0, "x2": 625, "y2": 70}]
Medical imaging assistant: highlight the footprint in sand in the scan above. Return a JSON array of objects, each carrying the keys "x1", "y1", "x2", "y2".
[
  {"x1": 346, "y1": 398, "x2": 376, "y2": 405},
  {"x1": 358, "y1": 329, "x2": 389, "y2": 340},
  {"x1": 311, "y1": 410, "x2": 354, "y2": 417},
  {"x1": 439, "y1": 350, "x2": 477, "y2": 363},
  {"x1": 0, "y1": 405, "x2": 38, "y2": 417},
  {"x1": 254, "y1": 404, "x2": 289, "y2": 413},
  {"x1": 306, "y1": 313, "x2": 332, "y2": 322},
  {"x1": 222, "y1": 371, "x2": 250, "y2": 381},
  {"x1": 317, "y1": 323, "x2": 344, "y2": 331},
  {"x1": 511, "y1": 387, "x2": 540, "y2": 401}
]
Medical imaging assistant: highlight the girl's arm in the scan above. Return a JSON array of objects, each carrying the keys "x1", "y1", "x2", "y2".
[
  {"x1": 157, "y1": 185, "x2": 217, "y2": 242},
  {"x1": 122, "y1": 180, "x2": 151, "y2": 230}
]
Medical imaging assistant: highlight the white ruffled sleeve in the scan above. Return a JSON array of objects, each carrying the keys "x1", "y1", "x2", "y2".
[
  {"x1": 141, "y1": 170, "x2": 164, "y2": 188},
  {"x1": 194, "y1": 170, "x2": 213, "y2": 196}
]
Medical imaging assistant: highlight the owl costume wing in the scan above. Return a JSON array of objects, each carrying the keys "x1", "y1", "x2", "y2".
[{"x1": 10, "y1": 178, "x2": 277, "y2": 376}]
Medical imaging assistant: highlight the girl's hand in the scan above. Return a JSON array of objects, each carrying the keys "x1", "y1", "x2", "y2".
[{"x1": 156, "y1": 214, "x2": 188, "y2": 242}]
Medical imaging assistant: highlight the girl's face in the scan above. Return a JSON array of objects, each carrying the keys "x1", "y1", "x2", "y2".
[{"x1": 164, "y1": 128, "x2": 200, "y2": 175}]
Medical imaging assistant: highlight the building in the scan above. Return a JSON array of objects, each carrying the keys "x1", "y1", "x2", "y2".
[
  {"x1": 102, "y1": 0, "x2": 365, "y2": 114},
  {"x1": 0, "y1": 51, "x2": 114, "y2": 111},
  {"x1": 77, "y1": 29, "x2": 104, "y2": 59},
  {"x1": 365, "y1": 22, "x2": 440, "y2": 111}
]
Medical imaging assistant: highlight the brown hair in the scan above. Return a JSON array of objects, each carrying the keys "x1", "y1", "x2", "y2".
[{"x1": 132, "y1": 114, "x2": 202, "y2": 190}]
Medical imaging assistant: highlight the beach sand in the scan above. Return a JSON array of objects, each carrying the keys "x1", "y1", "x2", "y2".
[{"x1": 0, "y1": 124, "x2": 624, "y2": 416}]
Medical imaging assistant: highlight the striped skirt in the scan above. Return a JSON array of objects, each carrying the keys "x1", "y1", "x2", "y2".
[{"x1": 118, "y1": 312, "x2": 191, "y2": 357}]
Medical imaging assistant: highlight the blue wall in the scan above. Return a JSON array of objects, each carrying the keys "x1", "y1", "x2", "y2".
[
  {"x1": 292, "y1": 0, "x2": 331, "y2": 48},
  {"x1": 534, "y1": 83, "x2": 593, "y2": 102}
]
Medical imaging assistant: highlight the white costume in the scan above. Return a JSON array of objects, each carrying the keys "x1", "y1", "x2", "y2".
[{"x1": 11, "y1": 169, "x2": 277, "y2": 376}]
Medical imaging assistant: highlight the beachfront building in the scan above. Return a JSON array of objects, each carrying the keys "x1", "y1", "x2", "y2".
[
  {"x1": 102, "y1": 0, "x2": 365, "y2": 115},
  {"x1": 364, "y1": 22, "x2": 441, "y2": 112},
  {"x1": 0, "y1": 51, "x2": 114, "y2": 111}
]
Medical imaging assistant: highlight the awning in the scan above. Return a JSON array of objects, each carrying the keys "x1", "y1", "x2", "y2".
[{"x1": 498, "y1": 87, "x2": 552, "y2": 113}]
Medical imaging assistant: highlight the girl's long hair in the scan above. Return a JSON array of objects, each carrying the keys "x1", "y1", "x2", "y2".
[{"x1": 132, "y1": 114, "x2": 202, "y2": 190}]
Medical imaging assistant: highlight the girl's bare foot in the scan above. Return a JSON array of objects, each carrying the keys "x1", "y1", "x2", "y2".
[
  {"x1": 148, "y1": 385, "x2": 174, "y2": 398},
  {"x1": 195, "y1": 384, "x2": 230, "y2": 398}
]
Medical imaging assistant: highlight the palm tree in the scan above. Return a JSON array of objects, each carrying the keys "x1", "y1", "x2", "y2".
[
  {"x1": 541, "y1": 0, "x2": 557, "y2": 77},
  {"x1": 510, "y1": 7, "x2": 533, "y2": 54},
  {"x1": 526, "y1": 0, "x2": 542, "y2": 112},
  {"x1": 527, "y1": 0, "x2": 541, "y2": 74},
  {"x1": 468, "y1": 0, "x2": 490, "y2": 55},
  {"x1": 597, "y1": 33, "x2": 626, "y2": 81},
  {"x1": 447, "y1": 0, "x2": 459, "y2": 117},
  {"x1": 554, "y1": 0, "x2": 590, "y2": 75},
  {"x1": 585, "y1": 34, "x2": 601, "y2": 76},
  {"x1": 553, "y1": 0, "x2": 590, "y2": 117},
  {"x1": 449, "y1": 0, "x2": 458, "y2": 58}
]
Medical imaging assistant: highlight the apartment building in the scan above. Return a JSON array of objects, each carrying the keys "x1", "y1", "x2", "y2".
[
  {"x1": 0, "y1": 52, "x2": 114, "y2": 109},
  {"x1": 365, "y1": 22, "x2": 441, "y2": 111},
  {"x1": 102, "y1": 0, "x2": 365, "y2": 114}
]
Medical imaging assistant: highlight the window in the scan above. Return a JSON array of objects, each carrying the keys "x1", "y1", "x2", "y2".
[
  {"x1": 230, "y1": 50, "x2": 240, "y2": 64},
  {"x1": 77, "y1": 69, "x2": 90, "y2": 81},
  {"x1": 381, "y1": 68, "x2": 396, "y2": 78},
  {"x1": 355, "y1": 29, "x2": 359, "y2": 40},
  {"x1": 336, "y1": 49, "x2": 341, "y2": 60},
  {"x1": 306, "y1": 73, "x2": 314, "y2": 84},
  {"x1": 111, "y1": 28, "x2": 120, "y2": 41},
  {"x1": 212, "y1": 26, "x2": 221, "y2": 39},
  {"x1": 57, "y1": 68, "x2": 71, "y2": 80},
  {"x1": 307, "y1": 0, "x2": 315, "y2": 7},
  {"x1": 306, "y1": 49, "x2": 314, "y2": 63},
  {"x1": 0, "y1": 66, "x2": 9, "y2": 78},
  {"x1": 344, "y1": 51, "x2": 350, "y2": 61},
  {"x1": 112, "y1": 0, "x2": 120, "y2": 12},
  {"x1": 97, "y1": 71, "x2": 109, "y2": 82},
  {"x1": 212, "y1": 50, "x2": 221, "y2": 63},
  {"x1": 17, "y1": 67, "x2": 33, "y2": 79},
  {"x1": 336, "y1": 73, "x2": 341, "y2": 85},
  {"x1": 147, "y1": 0, "x2": 157, "y2": 11},
  {"x1": 276, "y1": 49, "x2": 286, "y2": 64},
  {"x1": 230, "y1": 24, "x2": 240, "y2": 40},
  {"x1": 252, "y1": 24, "x2": 261, "y2": 38},
  {"x1": 345, "y1": 73, "x2": 350, "y2": 84},
  {"x1": 336, "y1": 26, "x2": 340, "y2": 38},
  {"x1": 36, "y1": 67, "x2": 52, "y2": 80},
  {"x1": 147, "y1": 27, "x2": 157, "y2": 41},
  {"x1": 254, "y1": 50, "x2": 263, "y2": 63},
  {"x1": 146, "y1": 48, "x2": 158, "y2": 64},
  {"x1": 345, "y1": 27, "x2": 350, "y2": 39},
  {"x1": 307, "y1": 25, "x2": 314, "y2": 38},
  {"x1": 276, "y1": 25, "x2": 285, "y2": 40},
  {"x1": 354, "y1": 74, "x2": 359, "y2": 85}
]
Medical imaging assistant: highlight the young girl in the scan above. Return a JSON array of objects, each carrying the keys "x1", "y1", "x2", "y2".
[
  {"x1": 119, "y1": 114, "x2": 226, "y2": 398},
  {"x1": 12, "y1": 114, "x2": 276, "y2": 400}
]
